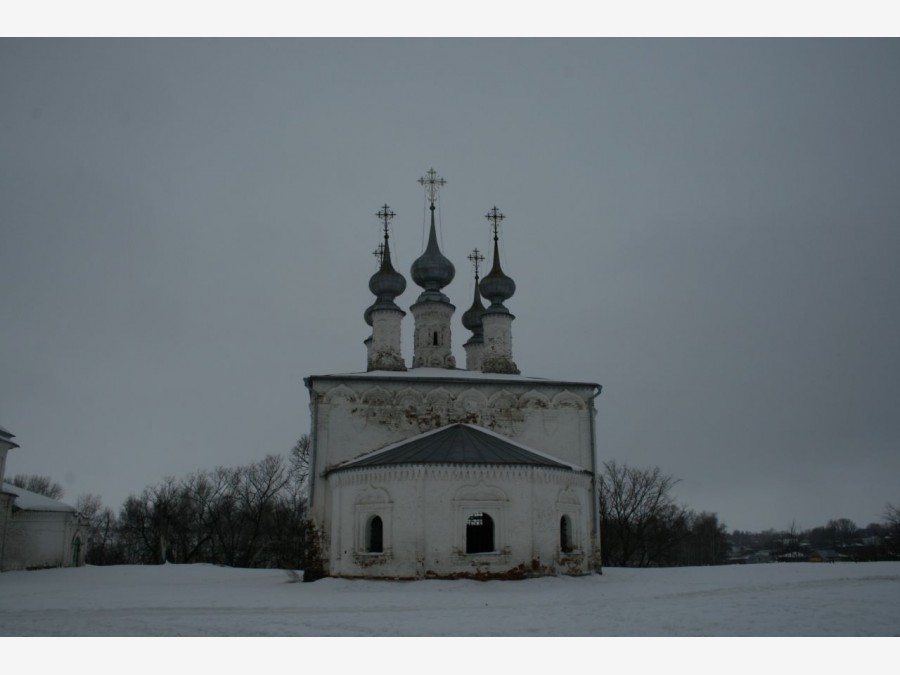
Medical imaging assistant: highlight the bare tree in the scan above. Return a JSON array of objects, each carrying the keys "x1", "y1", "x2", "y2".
[
  {"x1": 289, "y1": 435, "x2": 311, "y2": 497},
  {"x1": 273, "y1": 435, "x2": 312, "y2": 569},
  {"x1": 117, "y1": 477, "x2": 185, "y2": 564},
  {"x1": 180, "y1": 469, "x2": 225, "y2": 562},
  {"x1": 677, "y1": 511, "x2": 729, "y2": 565},
  {"x1": 76, "y1": 493, "x2": 122, "y2": 565},
  {"x1": 76, "y1": 492, "x2": 103, "y2": 518},
  {"x1": 884, "y1": 503, "x2": 900, "y2": 529},
  {"x1": 238, "y1": 454, "x2": 291, "y2": 566},
  {"x1": 118, "y1": 492, "x2": 156, "y2": 563},
  {"x1": 598, "y1": 461, "x2": 686, "y2": 567},
  {"x1": 826, "y1": 518, "x2": 858, "y2": 549},
  {"x1": 884, "y1": 503, "x2": 900, "y2": 559}
]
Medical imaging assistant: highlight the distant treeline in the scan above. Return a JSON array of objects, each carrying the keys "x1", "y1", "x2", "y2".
[{"x1": 729, "y1": 509, "x2": 900, "y2": 563}]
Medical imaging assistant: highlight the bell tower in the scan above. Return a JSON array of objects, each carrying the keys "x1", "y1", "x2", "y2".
[
  {"x1": 365, "y1": 204, "x2": 407, "y2": 371},
  {"x1": 479, "y1": 206, "x2": 519, "y2": 374}
]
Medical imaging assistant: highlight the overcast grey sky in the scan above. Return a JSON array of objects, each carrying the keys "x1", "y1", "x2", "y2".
[{"x1": 2, "y1": 39, "x2": 898, "y2": 532}]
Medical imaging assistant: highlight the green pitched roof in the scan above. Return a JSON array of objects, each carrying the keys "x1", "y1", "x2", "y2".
[{"x1": 330, "y1": 423, "x2": 578, "y2": 473}]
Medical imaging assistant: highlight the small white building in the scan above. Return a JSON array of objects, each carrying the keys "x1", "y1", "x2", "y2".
[
  {"x1": 305, "y1": 170, "x2": 602, "y2": 579},
  {"x1": 0, "y1": 425, "x2": 87, "y2": 571}
]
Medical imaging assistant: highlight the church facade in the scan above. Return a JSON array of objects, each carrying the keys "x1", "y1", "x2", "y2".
[{"x1": 304, "y1": 170, "x2": 601, "y2": 579}]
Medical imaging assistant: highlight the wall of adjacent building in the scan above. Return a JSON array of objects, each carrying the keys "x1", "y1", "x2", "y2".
[
  {"x1": 0, "y1": 491, "x2": 13, "y2": 570},
  {"x1": 0, "y1": 509, "x2": 85, "y2": 572}
]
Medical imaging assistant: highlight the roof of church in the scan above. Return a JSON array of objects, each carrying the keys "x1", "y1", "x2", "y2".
[
  {"x1": 306, "y1": 368, "x2": 601, "y2": 390},
  {"x1": 1, "y1": 482, "x2": 77, "y2": 513},
  {"x1": 328, "y1": 423, "x2": 586, "y2": 474}
]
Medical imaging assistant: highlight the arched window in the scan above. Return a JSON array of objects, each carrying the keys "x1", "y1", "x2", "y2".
[
  {"x1": 560, "y1": 515, "x2": 573, "y2": 553},
  {"x1": 466, "y1": 512, "x2": 494, "y2": 554},
  {"x1": 433, "y1": 331, "x2": 439, "y2": 346},
  {"x1": 366, "y1": 515, "x2": 383, "y2": 553}
]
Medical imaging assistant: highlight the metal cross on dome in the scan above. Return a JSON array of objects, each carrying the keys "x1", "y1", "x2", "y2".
[
  {"x1": 376, "y1": 203, "x2": 396, "y2": 237},
  {"x1": 372, "y1": 242, "x2": 385, "y2": 267},
  {"x1": 418, "y1": 168, "x2": 447, "y2": 206},
  {"x1": 485, "y1": 206, "x2": 506, "y2": 240},
  {"x1": 468, "y1": 248, "x2": 485, "y2": 280}
]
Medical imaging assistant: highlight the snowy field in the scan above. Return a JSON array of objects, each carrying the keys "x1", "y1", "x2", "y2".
[{"x1": 1, "y1": 561, "x2": 898, "y2": 637}]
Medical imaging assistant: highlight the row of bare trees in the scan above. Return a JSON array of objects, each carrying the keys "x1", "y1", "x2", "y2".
[
  {"x1": 598, "y1": 460, "x2": 728, "y2": 567},
  {"x1": 598, "y1": 462, "x2": 900, "y2": 567},
  {"x1": 77, "y1": 436, "x2": 311, "y2": 568}
]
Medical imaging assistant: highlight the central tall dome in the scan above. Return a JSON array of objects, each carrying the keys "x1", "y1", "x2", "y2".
[{"x1": 409, "y1": 168, "x2": 456, "y2": 369}]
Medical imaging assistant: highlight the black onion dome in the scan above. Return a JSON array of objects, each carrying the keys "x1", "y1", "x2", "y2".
[
  {"x1": 363, "y1": 302, "x2": 375, "y2": 327},
  {"x1": 411, "y1": 210, "x2": 455, "y2": 293},
  {"x1": 368, "y1": 240, "x2": 406, "y2": 302},
  {"x1": 462, "y1": 284, "x2": 485, "y2": 334},
  {"x1": 479, "y1": 237, "x2": 515, "y2": 307}
]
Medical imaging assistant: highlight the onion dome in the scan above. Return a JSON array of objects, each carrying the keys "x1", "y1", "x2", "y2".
[
  {"x1": 479, "y1": 235, "x2": 515, "y2": 310},
  {"x1": 462, "y1": 283, "x2": 485, "y2": 336},
  {"x1": 364, "y1": 206, "x2": 406, "y2": 328},
  {"x1": 368, "y1": 237, "x2": 406, "y2": 305},
  {"x1": 462, "y1": 248, "x2": 486, "y2": 339},
  {"x1": 410, "y1": 206, "x2": 455, "y2": 300}
]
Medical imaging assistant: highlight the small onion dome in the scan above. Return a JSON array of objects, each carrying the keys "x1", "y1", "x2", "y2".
[
  {"x1": 479, "y1": 238, "x2": 515, "y2": 308},
  {"x1": 411, "y1": 211, "x2": 455, "y2": 293},
  {"x1": 368, "y1": 241, "x2": 406, "y2": 303},
  {"x1": 363, "y1": 302, "x2": 375, "y2": 327},
  {"x1": 461, "y1": 285, "x2": 485, "y2": 335}
]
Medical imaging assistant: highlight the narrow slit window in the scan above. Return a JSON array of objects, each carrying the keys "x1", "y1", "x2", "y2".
[
  {"x1": 367, "y1": 515, "x2": 383, "y2": 553},
  {"x1": 560, "y1": 515, "x2": 573, "y2": 553}
]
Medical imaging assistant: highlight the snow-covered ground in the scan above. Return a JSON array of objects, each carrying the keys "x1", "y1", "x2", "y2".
[{"x1": 2, "y1": 561, "x2": 898, "y2": 637}]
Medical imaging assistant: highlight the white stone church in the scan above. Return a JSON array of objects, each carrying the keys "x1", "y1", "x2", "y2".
[
  {"x1": 304, "y1": 169, "x2": 601, "y2": 579},
  {"x1": 1, "y1": 425, "x2": 87, "y2": 571}
]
